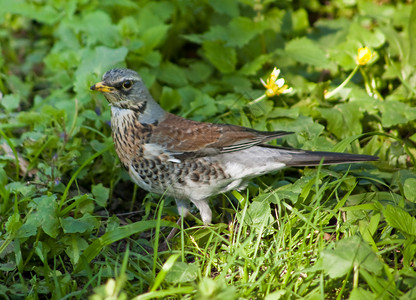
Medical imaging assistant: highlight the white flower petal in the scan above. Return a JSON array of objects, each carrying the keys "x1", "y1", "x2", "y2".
[
  {"x1": 271, "y1": 68, "x2": 280, "y2": 78},
  {"x1": 275, "y1": 78, "x2": 285, "y2": 87},
  {"x1": 282, "y1": 87, "x2": 293, "y2": 94}
]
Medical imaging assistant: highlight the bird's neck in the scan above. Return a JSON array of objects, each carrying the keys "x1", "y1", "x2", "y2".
[
  {"x1": 139, "y1": 99, "x2": 165, "y2": 124},
  {"x1": 111, "y1": 99, "x2": 165, "y2": 125}
]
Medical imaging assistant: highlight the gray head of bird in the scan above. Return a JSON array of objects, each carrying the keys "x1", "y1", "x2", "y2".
[{"x1": 90, "y1": 68, "x2": 152, "y2": 107}]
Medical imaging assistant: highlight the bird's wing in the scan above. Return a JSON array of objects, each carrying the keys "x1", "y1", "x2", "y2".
[{"x1": 149, "y1": 113, "x2": 291, "y2": 158}]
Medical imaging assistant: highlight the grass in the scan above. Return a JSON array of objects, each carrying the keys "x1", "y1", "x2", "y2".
[{"x1": 1, "y1": 0, "x2": 416, "y2": 299}]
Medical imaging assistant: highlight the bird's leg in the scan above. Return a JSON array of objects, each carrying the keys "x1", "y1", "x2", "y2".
[
  {"x1": 191, "y1": 199, "x2": 212, "y2": 225},
  {"x1": 176, "y1": 198, "x2": 190, "y2": 219},
  {"x1": 159, "y1": 198, "x2": 190, "y2": 251}
]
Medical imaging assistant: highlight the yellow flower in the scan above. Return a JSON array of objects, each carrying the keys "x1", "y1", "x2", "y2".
[
  {"x1": 356, "y1": 46, "x2": 372, "y2": 66},
  {"x1": 260, "y1": 67, "x2": 293, "y2": 97}
]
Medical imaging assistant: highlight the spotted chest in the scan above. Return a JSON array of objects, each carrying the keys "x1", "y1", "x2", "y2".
[
  {"x1": 110, "y1": 107, "x2": 232, "y2": 197},
  {"x1": 111, "y1": 109, "x2": 151, "y2": 170}
]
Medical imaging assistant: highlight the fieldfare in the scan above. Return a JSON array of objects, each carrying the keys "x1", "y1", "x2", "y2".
[{"x1": 90, "y1": 68, "x2": 377, "y2": 225}]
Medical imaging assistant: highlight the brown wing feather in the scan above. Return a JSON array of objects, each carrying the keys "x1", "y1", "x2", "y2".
[{"x1": 149, "y1": 113, "x2": 291, "y2": 155}]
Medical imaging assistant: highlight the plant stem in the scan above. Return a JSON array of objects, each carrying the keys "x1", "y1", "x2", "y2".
[{"x1": 325, "y1": 65, "x2": 359, "y2": 99}]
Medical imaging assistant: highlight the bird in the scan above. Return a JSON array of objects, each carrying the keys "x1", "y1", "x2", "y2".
[{"x1": 90, "y1": 68, "x2": 378, "y2": 225}]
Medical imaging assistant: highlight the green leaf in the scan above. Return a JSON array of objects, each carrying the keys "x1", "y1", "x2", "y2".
[
  {"x1": 72, "y1": 11, "x2": 120, "y2": 47},
  {"x1": 197, "y1": 277, "x2": 236, "y2": 300},
  {"x1": 1, "y1": 94, "x2": 20, "y2": 112},
  {"x1": 60, "y1": 214, "x2": 97, "y2": 234},
  {"x1": 319, "y1": 236, "x2": 383, "y2": 278},
  {"x1": 16, "y1": 195, "x2": 59, "y2": 238},
  {"x1": 285, "y1": 37, "x2": 331, "y2": 68},
  {"x1": 208, "y1": 0, "x2": 239, "y2": 16},
  {"x1": 35, "y1": 195, "x2": 59, "y2": 238},
  {"x1": 189, "y1": 94, "x2": 218, "y2": 117},
  {"x1": 0, "y1": 0, "x2": 62, "y2": 24},
  {"x1": 92, "y1": 184, "x2": 109, "y2": 207},
  {"x1": 384, "y1": 205, "x2": 416, "y2": 236},
  {"x1": 404, "y1": 178, "x2": 416, "y2": 203},
  {"x1": 349, "y1": 288, "x2": 377, "y2": 300},
  {"x1": 246, "y1": 195, "x2": 274, "y2": 226},
  {"x1": 5, "y1": 212, "x2": 22, "y2": 236},
  {"x1": 139, "y1": 24, "x2": 170, "y2": 53},
  {"x1": 204, "y1": 17, "x2": 260, "y2": 48},
  {"x1": 380, "y1": 101, "x2": 416, "y2": 127},
  {"x1": 202, "y1": 41, "x2": 237, "y2": 73},
  {"x1": 318, "y1": 103, "x2": 363, "y2": 139},
  {"x1": 157, "y1": 62, "x2": 188, "y2": 87},
  {"x1": 62, "y1": 235, "x2": 89, "y2": 266},
  {"x1": 348, "y1": 23, "x2": 385, "y2": 48},
  {"x1": 165, "y1": 261, "x2": 198, "y2": 283},
  {"x1": 240, "y1": 54, "x2": 271, "y2": 75},
  {"x1": 159, "y1": 86, "x2": 181, "y2": 111},
  {"x1": 185, "y1": 62, "x2": 214, "y2": 83}
]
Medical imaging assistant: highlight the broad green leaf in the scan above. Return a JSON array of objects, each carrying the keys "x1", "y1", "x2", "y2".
[
  {"x1": 157, "y1": 62, "x2": 188, "y2": 87},
  {"x1": 285, "y1": 37, "x2": 331, "y2": 68},
  {"x1": 404, "y1": 178, "x2": 416, "y2": 203},
  {"x1": 380, "y1": 101, "x2": 416, "y2": 127},
  {"x1": 291, "y1": 8, "x2": 310, "y2": 34},
  {"x1": 202, "y1": 41, "x2": 237, "y2": 73},
  {"x1": 140, "y1": 51, "x2": 162, "y2": 68},
  {"x1": 380, "y1": 26, "x2": 406, "y2": 61},
  {"x1": 16, "y1": 215, "x2": 40, "y2": 238},
  {"x1": 165, "y1": 261, "x2": 199, "y2": 283},
  {"x1": 349, "y1": 288, "x2": 377, "y2": 300},
  {"x1": 348, "y1": 23, "x2": 385, "y2": 48},
  {"x1": 246, "y1": 195, "x2": 274, "y2": 226},
  {"x1": 189, "y1": 94, "x2": 218, "y2": 117},
  {"x1": 141, "y1": 1, "x2": 175, "y2": 23},
  {"x1": 318, "y1": 103, "x2": 363, "y2": 139},
  {"x1": 159, "y1": 86, "x2": 181, "y2": 111},
  {"x1": 320, "y1": 236, "x2": 383, "y2": 278},
  {"x1": 5, "y1": 213, "x2": 22, "y2": 236},
  {"x1": 0, "y1": 0, "x2": 62, "y2": 24},
  {"x1": 185, "y1": 62, "x2": 214, "y2": 83},
  {"x1": 240, "y1": 54, "x2": 271, "y2": 75},
  {"x1": 15, "y1": 195, "x2": 59, "y2": 238},
  {"x1": 1, "y1": 94, "x2": 20, "y2": 112},
  {"x1": 384, "y1": 205, "x2": 416, "y2": 236},
  {"x1": 60, "y1": 214, "x2": 97, "y2": 234},
  {"x1": 35, "y1": 195, "x2": 59, "y2": 238},
  {"x1": 139, "y1": 24, "x2": 170, "y2": 52},
  {"x1": 62, "y1": 235, "x2": 89, "y2": 266},
  {"x1": 270, "y1": 115, "x2": 328, "y2": 150},
  {"x1": 347, "y1": 192, "x2": 402, "y2": 206},
  {"x1": 72, "y1": 11, "x2": 120, "y2": 47},
  {"x1": 197, "y1": 277, "x2": 236, "y2": 300},
  {"x1": 92, "y1": 183, "x2": 109, "y2": 207},
  {"x1": 205, "y1": 17, "x2": 260, "y2": 48},
  {"x1": 208, "y1": 0, "x2": 239, "y2": 16}
]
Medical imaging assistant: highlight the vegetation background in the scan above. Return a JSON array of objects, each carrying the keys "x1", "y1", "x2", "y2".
[{"x1": 1, "y1": 0, "x2": 416, "y2": 299}]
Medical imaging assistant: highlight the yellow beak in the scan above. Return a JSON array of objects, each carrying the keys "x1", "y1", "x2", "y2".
[{"x1": 90, "y1": 81, "x2": 114, "y2": 93}]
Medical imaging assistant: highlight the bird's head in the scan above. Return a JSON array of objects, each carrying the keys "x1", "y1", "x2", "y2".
[{"x1": 90, "y1": 68, "x2": 151, "y2": 108}]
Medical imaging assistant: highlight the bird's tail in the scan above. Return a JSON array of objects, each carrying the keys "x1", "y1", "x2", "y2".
[{"x1": 260, "y1": 145, "x2": 378, "y2": 166}]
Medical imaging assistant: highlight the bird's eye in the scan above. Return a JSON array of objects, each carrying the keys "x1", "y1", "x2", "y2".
[{"x1": 122, "y1": 80, "x2": 133, "y2": 89}]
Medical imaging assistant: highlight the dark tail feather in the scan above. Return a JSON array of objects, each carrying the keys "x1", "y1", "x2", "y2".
[
  {"x1": 286, "y1": 150, "x2": 378, "y2": 166},
  {"x1": 260, "y1": 145, "x2": 378, "y2": 166}
]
